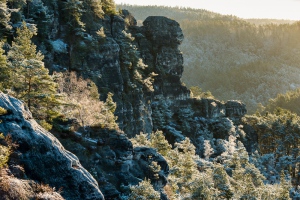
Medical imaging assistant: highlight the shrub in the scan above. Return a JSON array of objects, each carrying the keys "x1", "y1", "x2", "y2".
[{"x1": 0, "y1": 107, "x2": 7, "y2": 116}]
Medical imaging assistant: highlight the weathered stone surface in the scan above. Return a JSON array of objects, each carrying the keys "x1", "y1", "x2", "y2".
[
  {"x1": 55, "y1": 128, "x2": 169, "y2": 199},
  {"x1": 14, "y1": 4, "x2": 253, "y2": 198},
  {"x1": 0, "y1": 93, "x2": 104, "y2": 200},
  {"x1": 225, "y1": 100, "x2": 247, "y2": 118},
  {"x1": 143, "y1": 16, "x2": 184, "y2": 47}
]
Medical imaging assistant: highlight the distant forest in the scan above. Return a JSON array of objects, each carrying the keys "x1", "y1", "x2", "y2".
[{"x1": 118, "y1": 4, "x2": 300, "y2": 113}]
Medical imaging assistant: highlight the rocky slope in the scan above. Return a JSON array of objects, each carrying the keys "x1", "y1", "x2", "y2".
[
  {"x1": 0, "y1": 93, "x2": 104, "y2": 200},
  {"x1": 0, "y1": 93, "x2": 169, "y2": 199},
  {"x1": 31, "y1": 2, "x2": 248, "y2": 144},
  {"x1": 0, "y1": 1, "x2": 257, "y2": 199}
]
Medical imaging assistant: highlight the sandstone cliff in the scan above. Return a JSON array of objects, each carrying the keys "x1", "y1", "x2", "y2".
[{"x1": 0, "y1": 1, "x2": 255, "y2": 199}]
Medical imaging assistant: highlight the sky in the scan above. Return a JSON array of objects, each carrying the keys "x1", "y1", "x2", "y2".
[{"x1": 115, "y1": 0, "x2": 300, "y2": 20}]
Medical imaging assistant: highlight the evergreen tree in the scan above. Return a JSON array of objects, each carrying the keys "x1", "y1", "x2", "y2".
[
  {"x1": 62, "y1": 0, "x2": 85, "y2": 35},
  {"x1": 0, "y1": 42, "x2": 10, "y2": 90},
  {"x1": 0, "y1": 0, "x2": 11, "y2": 38},
  {"x1": 104, "y1": 92, "x2": 118, "y2": 129},
  {"x1": 7, "y1": 22, "x2": 60, "y2": 126},
  {"x1": 150, "y1": 130, "x2": 172, "y2": 157},
  {"x1": 101, "y1": 0, "x2": 115, "y2": 15},
  {"x1": 130, "y1": 132, "x2": 150, "y2": 147},
  {"x1": 129, "y1": 179, "x2": 160, "y2": 200},
  {"x1": 7, "y1": 0, "x2": 26, "y2": 9},
  {"x1": 25, "y1": 0, "x2": 52, "y2": 39},
  {"x1": 86, "y1": 0, "x2": 104, "y2": 18},
  {"x1": 213, "y1": 164, "x2": 233, "y2": 199},
  {"x1": 166, "y1": 138, "x2": 199, "y2": 197}
]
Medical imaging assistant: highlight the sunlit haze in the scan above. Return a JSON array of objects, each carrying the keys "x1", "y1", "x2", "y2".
[{"x1": 115, "y1": 0, "x2": 300, "y2": 20}]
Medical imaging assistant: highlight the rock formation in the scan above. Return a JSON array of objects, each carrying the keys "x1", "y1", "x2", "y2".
[
  {"x1": 0, "y1": 1, "x2": 254, "y2": 199},
  {"x1": 0, "y1": 93, "x2": 169, "y2": 199},
  {"x1": 0, "y1": 93, "x2": 104, "y2": 200}
]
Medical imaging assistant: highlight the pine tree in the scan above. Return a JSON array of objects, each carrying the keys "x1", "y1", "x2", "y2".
[
  {"x1": 103, "y1": 92, "x2": 118, "y2": 129},
  {"x1": 101, "y1": 0, "x2": 116, "y2": 15},
  {"x1": 130, "y1": 132, "x2": 151, "y2": 147},
  {"x1": 0, "y1": 0, "x2": 11, "y2": 38},
  {"x1": 7, "y1": 0, "x2": 26, "y2": 9},
  {"x1": 150, "y1": 130, "x2": 172, "y2": 157},
  {"x1": 7, "y1": 22, "x2": 60, "y2": 125},
  {"x1": 0, "y1": 42, "x2": 10, "y2": 90},
  {"x1": 129, "y1": 179, "x2": 160, "y2": 200},
  {"x1": 166, "y1": 138, "x2": 199, "y2": 197},
  {"x1": 213, "y1": 164, "x2": 233, "y2": 200},
  {"x1": 86, "y1": 0, "x2": 104, "y2": 18},
  {"x1": 62, "y1": 0, "x2": 85, "y2": 35}
]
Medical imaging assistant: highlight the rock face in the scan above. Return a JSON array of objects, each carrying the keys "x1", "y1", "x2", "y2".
[
  {"x1": 143, "y1": 16, "x2": 184, "y2": 47},
  {"x1": 1, "y1": 2, "x2": 254, "y2": 198},
  {"x1": 55, "y1": 128, "x2": 169, "y2": 199},
  {"x1": 27, "y1": 1, "x2": 248, "y2": 142},
  {"x1": 0, "y1": 93, "x2": 104, "y2": 200}
]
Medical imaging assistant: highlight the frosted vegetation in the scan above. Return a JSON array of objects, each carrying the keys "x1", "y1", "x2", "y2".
[
  {"x1": 131, "y1": 131, "x2": 293, "y2": 199},
  {"x1": 1, "y1": 1, "x2": 300, "y2": 199}
]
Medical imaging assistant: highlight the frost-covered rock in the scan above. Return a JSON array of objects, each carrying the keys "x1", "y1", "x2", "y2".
[{"x1": 0, "y1": 93, "x2": 104, "y2": 200}]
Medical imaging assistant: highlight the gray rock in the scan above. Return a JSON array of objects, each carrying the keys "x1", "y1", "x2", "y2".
[
  {"x1": 0, "y1": 93, "x2": 104, "y2": 200},
  {"x1": 143, "y1": 16, "x2": 184, "y2": 47}
]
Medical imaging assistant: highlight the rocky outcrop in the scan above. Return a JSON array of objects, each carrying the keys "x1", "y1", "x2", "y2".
[
  {"x1": 54, "y1": 128, "x2": 169, "y2": 199},
  {"x1": 2, "y1": 2, "x2": 253, "y2": 198},
  {"x1": 42, "y1": 5, "x2": 249, "y2": 152},
  {"x1": 134, "y1": 16, "x2": 189, "y2": 100},
  {"x1": 0, "y1": 93, "x2": 104, "y2": 200},
  {"x1": 143, "y1": 16, "x2": 184, "y2": 47}
]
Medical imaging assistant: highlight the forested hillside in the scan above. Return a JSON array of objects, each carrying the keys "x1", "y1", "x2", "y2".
[
  {"x1": 1, "y1": 1, "x2": 300, "y2": 199},
  {"x1": 118, "y1": 4, "x2": 300, "y2": 113}
]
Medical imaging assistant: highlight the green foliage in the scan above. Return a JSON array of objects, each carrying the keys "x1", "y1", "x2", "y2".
[
  {"x1": 0, "y1": 106, "x2": 7, "y2": 115},
  {"x1": 213, "y1": 164, "x2": 233, "y2": 199},
  {"x1": 130, "y1": 132, "x2": 150, "y2": 147},
  {"x1": 7, "y1": 0, "x2": 26, "y2": 9},
  {"x1": 85, "y1": 0, "x2": 104, "y2": 18},
  {"x1": 62, "y1": 0, "x2": 85, "y2": 34},
  {"x1": 117, "y1": 30, "x2": 156, "y2": 92},
  {"x1": 25, "y1": 0, "x2": 52, "y2": 39},
  {"x1": 150, "y1": 130, "x2": 172, "y2": 157},
  {"x1": 0, "y1": 42, "x2": 10, "y2": 90},
  {"x1": 104, "y1": 92, "x2": 116, "y2": 113},
  {"x1": 0, "y1": 144, "x2": 10, "y2": 169},
  {"x1": 129, "y1": 179, "x2": 160, "y2": 200},
  {"x1": 0, "y1": 134, "x2": 12, "y2": 169},
  {"x1": 262, "y1": 88, "x2": 300, "y2": 116},
  {"x1": 243, "y1": 109, "x2": 300, "y2": 184},
  {"x1": 0, "y1": 0, "x2": 11, "y2": 38},
  {"x1": 190, "y1": 86, "x2": 214, "y2": 99},
  {"x1": 131, "y1": 130, "x2": 293, "y2": 199},
  {"x1": 96, "y1": 27, "x2": 106, "y2": 40},
  {"x1": 102, "y1": 0, "x2": 116, "y2": 15},
  {"x1": 149, "y1": 161, "x2": 161, "y2": 180},
  {"x1": 38, "y1": 120, "x2": 52, "y2": 131},
  {"x1": 7, "y1": 22, "x2": 61, "y2": 123}
]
